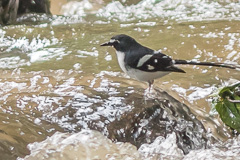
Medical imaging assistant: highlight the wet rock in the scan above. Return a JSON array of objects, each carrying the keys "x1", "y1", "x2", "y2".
[
  {"x1": 107, "y1": 88, "x2": 207, "y2": 154},
  {"x1": 35, "y1": 83, "x2": 208, "y2": 155}
]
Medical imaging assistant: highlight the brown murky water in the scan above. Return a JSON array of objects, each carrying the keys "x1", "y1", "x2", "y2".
[{"x1": 0, "y1": 0, "x2": 240, "y2": 159}]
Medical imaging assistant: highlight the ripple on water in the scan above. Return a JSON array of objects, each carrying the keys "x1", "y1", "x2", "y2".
[
  {"x1": 96, "y1": 0, "x2": 240, "y2": 21},
  {"x1": 22, "y1": 130, "x2": 141, "y2": 160}
]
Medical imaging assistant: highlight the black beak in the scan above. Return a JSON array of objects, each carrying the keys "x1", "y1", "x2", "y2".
[{"x1": 100, "y1": 41, "x2": 113, "y2": 46}]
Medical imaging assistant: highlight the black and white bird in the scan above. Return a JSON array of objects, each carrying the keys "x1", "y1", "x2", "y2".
[{"x1": 101, "y1": 34, "x2": 239, "y2": 89}]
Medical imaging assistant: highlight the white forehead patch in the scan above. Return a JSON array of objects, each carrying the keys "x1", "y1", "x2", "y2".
[
  {"x1": 154, "y1": 59, "x2": 158, "y2": 63},
  {"x1": 110, "y1": 39, "x2": 115, "y2": 43},
  {"x1": 110, "y1": 39, "x2": 120, "y2": 43},
  {"x1": 137, "y1": 54, "x2": 153, "y2": 67}
]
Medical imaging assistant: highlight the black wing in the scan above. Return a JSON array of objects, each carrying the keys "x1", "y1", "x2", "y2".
[{"x1": 126, "y1": 49, "x2": 185, "y2": 73}]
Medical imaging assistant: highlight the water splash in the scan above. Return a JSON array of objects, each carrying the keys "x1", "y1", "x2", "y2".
[{"x1": 96, "y1": 0, "x2": 240, "y2": 21}]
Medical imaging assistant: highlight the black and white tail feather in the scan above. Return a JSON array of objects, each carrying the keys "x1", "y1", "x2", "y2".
[
  {"x1": 174, "y1": 59, "x2": 240, "y2": 70},
  {"x1": 101, "y1": 34, "x2": 240, "y2": 90}
]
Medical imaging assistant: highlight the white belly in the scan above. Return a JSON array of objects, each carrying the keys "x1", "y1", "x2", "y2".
[{"x1": 126, "y1": 68, "x2": 170, "y2": 82}]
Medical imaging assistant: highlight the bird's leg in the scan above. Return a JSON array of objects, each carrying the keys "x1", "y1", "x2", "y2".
[
  {"x1": 144, "y1": 80, "x2": 156, "y2": 98},
  {"x1": 148, "y1": 80, "x2": 154, "y2": 92}
]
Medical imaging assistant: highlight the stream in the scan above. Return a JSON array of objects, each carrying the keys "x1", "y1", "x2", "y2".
[{"x1": 0, "y1": 0, "x2": 240, "y2": 159}]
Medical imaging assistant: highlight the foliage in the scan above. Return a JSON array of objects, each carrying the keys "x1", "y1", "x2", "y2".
[{"x1": 214, "y1": 82, "x2": 240, "y2": 133}]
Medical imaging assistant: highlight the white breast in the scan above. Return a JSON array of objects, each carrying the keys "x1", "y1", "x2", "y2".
[{"x1": 116, "y1": 51, "x2": 128, "y2": 73}]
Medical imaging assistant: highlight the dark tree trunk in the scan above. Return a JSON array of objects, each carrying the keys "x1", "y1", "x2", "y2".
[
  {"x1": 2, "y1": 0, "x2": 19, "y2": 24},
  {"x1": 0, "y1": 0, "x2": 51, "y2": 25}
]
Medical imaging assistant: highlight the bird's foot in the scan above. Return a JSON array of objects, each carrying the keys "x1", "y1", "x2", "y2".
[{"x1": 144, "y1": 86, "x2": 157, "y2": 99}]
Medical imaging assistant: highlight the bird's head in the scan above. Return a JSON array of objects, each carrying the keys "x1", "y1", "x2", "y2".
[{"x1": 101, "y1": 34, "x2": 138, "y2": 52}]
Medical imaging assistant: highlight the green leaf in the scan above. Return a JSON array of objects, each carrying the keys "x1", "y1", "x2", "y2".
[{"x1": 214, "y1": 82, "x2": 240, "y2": 133}]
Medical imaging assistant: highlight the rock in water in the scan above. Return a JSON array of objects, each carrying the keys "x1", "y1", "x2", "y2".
[{"x1": 107, "y1": 88, "x2": 207, "y2": 154}]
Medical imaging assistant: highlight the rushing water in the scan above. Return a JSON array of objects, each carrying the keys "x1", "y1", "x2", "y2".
[{"x1": 0, "y1": 0, "x2": 240, "y2": 159}]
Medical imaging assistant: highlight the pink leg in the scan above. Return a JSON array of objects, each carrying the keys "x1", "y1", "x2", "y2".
[{"x1": 148, "y1": 80, "x2": 154, "y2": 92}]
